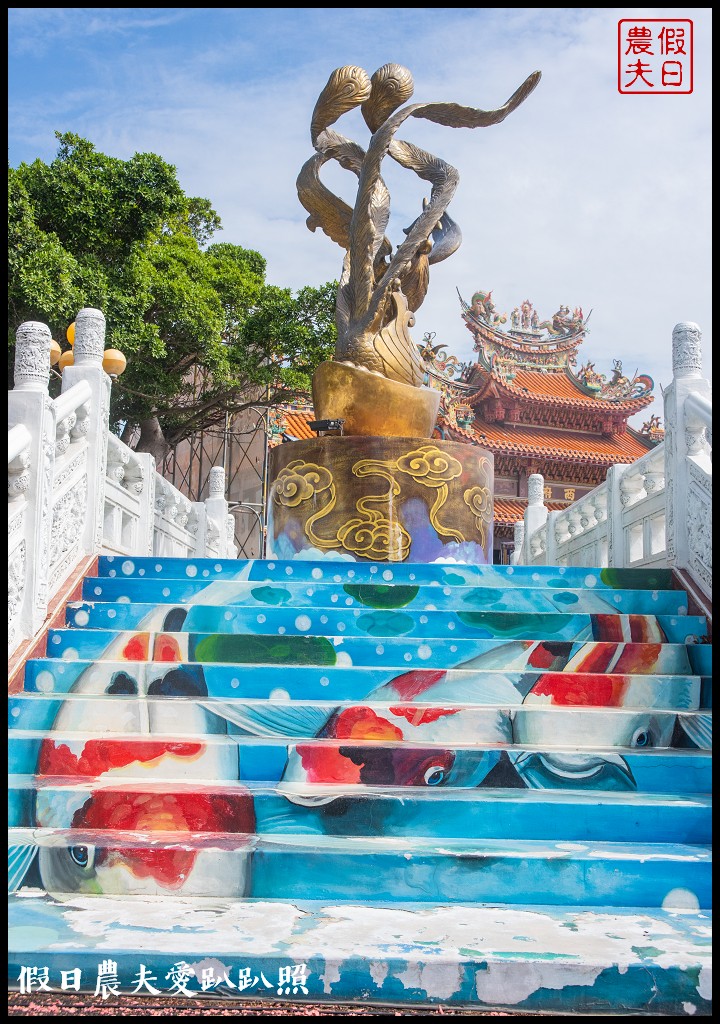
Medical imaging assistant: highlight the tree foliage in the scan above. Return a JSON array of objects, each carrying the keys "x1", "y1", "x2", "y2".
[{"x1": 9, "y1": 132, "x2": 336, "y2": 459}]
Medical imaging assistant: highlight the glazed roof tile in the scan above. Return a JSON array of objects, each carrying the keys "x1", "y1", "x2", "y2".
[
  {"x1": 476, "y1": 367, "x2": 653, "y2": 412},
  {"x1": 467, "y1": 419, "x2": 651, "y2": 464},
  {"x1": 494, "y1": 497, "x2": 567, "y2": 526},
  {"x1": 273, "y1": 406, "x2": 651, "y2": 466},
  {"x1": 279, "y1": 411, "x2": 316, "y2": 440}
]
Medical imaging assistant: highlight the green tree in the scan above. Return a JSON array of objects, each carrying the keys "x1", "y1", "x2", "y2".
[{"x1": 9, "y1": 132, "x2": 336, "y2": 461}]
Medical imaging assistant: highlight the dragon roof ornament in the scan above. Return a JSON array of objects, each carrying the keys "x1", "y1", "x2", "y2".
[{"x1": 458, "y1": 287, "x2": 592, "y2": 374}]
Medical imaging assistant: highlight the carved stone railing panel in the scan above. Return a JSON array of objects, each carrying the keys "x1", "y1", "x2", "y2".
[
  {"x1": 8, "y1": 310, "x2": 239, "y2": 659},
  {"x1": 686, "y1": 450, "x2": 712, "y2": 596},
  {"x1": 8, "y1": 425, "x2": 32, "y2": 656},
  {"x1": 663, "y1": 322, "x2": 712, "y2": 597},
  {"x1": 45, "y1": 380, "x2": 94, "y2": 595},
  {"x1": 103, "y1": 433, "x2": 146, "y2": 557},
  {"x1": 153, "y1": 475, "x2": 201, "y2": 558}
]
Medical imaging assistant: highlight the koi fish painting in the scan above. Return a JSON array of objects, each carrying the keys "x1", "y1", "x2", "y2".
[{"x1": 25, "y1": 623, "x2": 256, "y2": 900}]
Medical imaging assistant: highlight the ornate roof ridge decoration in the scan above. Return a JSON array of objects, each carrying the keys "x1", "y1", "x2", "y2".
[
  {"x1": 458, "y1": 288, "x2": 590, "y2": 371},
  {"x1": 498, "y1": 369, "x2": 654, "y2": 411},
  {"x1": 568, "y1": 356, "x2": 654, "y2": 403},
  {"x1": 634, "y1": 415, "x2": 665, "y2": 447},
  {"x1": 417, "y1": 333, "x2": 485, "y2": 432},
  {"x1": 417, "y1": 331, "x2": 471, "y2": 382},
  {"x1": 459, "y1": 363, "x2": 652, "y2": 414}
]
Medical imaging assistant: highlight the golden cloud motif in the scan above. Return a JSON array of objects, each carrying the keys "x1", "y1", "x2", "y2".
[
  {"x1": 396, "y1": 445, "x2": 463, "y2": 488},
  {"x1": 337, "y1": 516, "x2": 411, "y2": 561},
  {"x1": 273, "y1": 460, "x2": 334, "y2": 507}
]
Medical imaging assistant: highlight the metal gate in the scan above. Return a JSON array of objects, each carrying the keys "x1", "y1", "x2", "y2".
[{"x1": 162, "y1": 407, "x2": 269, "y2": 559}]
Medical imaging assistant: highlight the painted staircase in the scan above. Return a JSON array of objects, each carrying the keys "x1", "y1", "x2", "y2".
[{"x1": 8, "y1": 555, "x2": 712, "y2": 1013}]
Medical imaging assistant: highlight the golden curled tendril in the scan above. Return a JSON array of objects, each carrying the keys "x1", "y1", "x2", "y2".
[{"x1": 464, "y1": 485, "x2": 493, "y2": 546}]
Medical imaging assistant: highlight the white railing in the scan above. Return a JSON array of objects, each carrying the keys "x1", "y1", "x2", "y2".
[
  {"x1": 7, "y1": 310, "x2": 238, "y2": 658},
  {"x1": 46, "y1": 380, "x2": 93, "y2": 598},
  {"x1": 153, "y1": 475, "x2": 201, "y2": 558},
  {"x1": 8, "y1": 425, "x2": 32, "y2": 654},
  {"x1": 515, "y1": 322, "x2": 712, "y2": 601},
  {"x1": 103, "y1": 432, "x2": 154, "y2": 557}
]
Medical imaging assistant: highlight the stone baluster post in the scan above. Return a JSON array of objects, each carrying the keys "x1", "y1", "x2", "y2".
[
  {"x1": 205, "y1": 466, "x2": 229, "y2": 558},
  {"x1": 663, "y1": 323, "x2": 712, "y2": 572},
  {"x1": 523, "y1": 473, "x2": 548, "y2": 564},
  {"x1": 60, "y1": 308, "x2": 111, "y2": 556},
  {"x1": 605, "y1": 464, "x2": 626, "y2": 568},
  {"x1": 511, "y1": 520, "x2": 524, "y2": 565},
  {"x1": 8, "y1": 322, "x2": 56, "y2": 635},
  {"x1": 545, "y1": 510, "x2": 559, "y2": 566},
  {"x1": 226, "y1": 514, "x2": 238, "y2": 559},
  {"x1": 590, "y1": 492, "x2": 609, "y2": 566},
  {"x1": 190, "y1": 501, "x2": 208, "y2": 558},
  {"x1": 135, "y1": 453, "x2": 157, "y2": 556},
  {"x1": 566, "y1": 507, "x2": 584, "y2": 539}
]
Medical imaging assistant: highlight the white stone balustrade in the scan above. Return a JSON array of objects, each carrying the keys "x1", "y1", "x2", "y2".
[
  {"x1": 47, "y1": 379, "x2": 94, "y2": 598},
  {"x1": 514, "y1": 322, "x2": 711, "y2": 601},
  {"x1": 8, "y1": 426, "x2": 32, "y2": 501},
  {"x1": 103, "y1": 433, "x2": 156, "y2": 557},
  {"x1": 8, "y1": 425, "x2": 32, "y2": 654},
  {"x1": 8, "y1": 310, "x2": 238, "y2": 657}
]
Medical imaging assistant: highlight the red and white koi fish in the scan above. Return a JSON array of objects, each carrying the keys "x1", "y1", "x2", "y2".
[{"x1": 32, "y1": 627, "x2": 255, "y2": 900}]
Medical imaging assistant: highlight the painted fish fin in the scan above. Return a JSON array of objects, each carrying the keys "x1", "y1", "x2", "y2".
[
  {"x1": 455, "y1": 640, "x2": 537, "y2": 673},
  {"x1": 275, "y1": 779, "x2": 341, "y2": 808},
  {"x1": 176, "y1": 561, "x2": 257, "y2": 608},
  {"x1": 199, "y1": 701, "x2": 330, "y2": 738},
  {"x1": 8, "y1": 845, "x2": 38, "y2": 893},
  {"x1": 674, "y1": 715, "x2": 712, "y2": 750}
]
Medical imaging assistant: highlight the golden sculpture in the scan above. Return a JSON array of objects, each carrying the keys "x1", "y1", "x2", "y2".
[{"x1": 298, "y1": 63, "x2": 541, "y2": 437}]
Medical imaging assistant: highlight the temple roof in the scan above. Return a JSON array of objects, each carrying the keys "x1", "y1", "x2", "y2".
[
  {"x1": 268, "y1": 408, "x2": 315, "y2": 446},
  {"x1": 465, "y1": 365, "x2": 655, "y2": 415},
  {"x1": 458, "y1": 419, "x2": 653, "y2": 465},
  {"x1": 270, "y1": 403, "x2": 653, "y2": 468},
  {"x1": 457, "y1": 289, "x2": 655, "y2": 412},
  {"x1": 494, "y1": 497, "x2": 568, "y2": 527}
]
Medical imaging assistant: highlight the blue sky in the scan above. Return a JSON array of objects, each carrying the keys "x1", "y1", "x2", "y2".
[{"x1": 8, "y1": 8, "x2": 712, "y2": 426}]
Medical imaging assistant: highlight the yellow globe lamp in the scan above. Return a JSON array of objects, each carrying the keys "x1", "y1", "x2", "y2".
[
  {"x1": 50, "y1": 339, "x2": 62, "y2": 366},
  {"x1": 102, "y1": 348, "x2": 127, "y2": 380},
  {"x1": 66, "y1": 322, "x2": 75, "y2": 346},
  {"x1": 58, "y1": 350, "x2": 75, "y2": 371}
]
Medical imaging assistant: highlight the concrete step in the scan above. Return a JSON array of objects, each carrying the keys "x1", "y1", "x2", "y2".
[
  {"x1": 97, "y1": 554, "x2": 678, "y2": 591},
  {"x1": 67, "y1": 601, "x2": 709, "y2": 645},
  {"x1": 43, "y1": 629, "x2": 704, "y2": 675},
  {"x1": 80, "y1": 576, "x2": 690, "y2": 615},
  {"x1": 24, "y1": 650, "x2": 706, "y2": 703},
  {"x1": 8, "y1": 892, "x2": 711, "y2": 1013},
  {"x1": 9, "y1": 774, "x2": 712, "y2": 844},
  {"x1": 14, "y1": 671, "x2": 711, "y2": 754},
  {"x1": 6, "y1": 824, "x2": 711, "y2": 907},
  {"x1": 7, "y1": 730, "x2": 712, "y2": 792}
]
